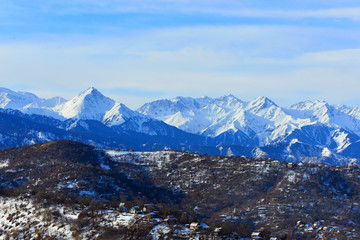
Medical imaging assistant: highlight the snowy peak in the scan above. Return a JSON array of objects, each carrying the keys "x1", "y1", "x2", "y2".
[
  {"x1": 0, "y1": 86, "x2": 186, "y2": 137},
  {"x1": 215, "y1": 94, "x2": 240, "y2": 103},
  {"x1": 246, "y1": 96, "x2": 278, "y2": 112},
  {"x1": 0, "y1": 87, "x2": 40, "y2": 109},
  {"x1": 171, "y1": 96, "x2": 203, "y2": 110},
  {"x1": 103, "y1": 102, "x2": 143, "y2": 126},
  {"x1": 334, "y1": 104, "x2": 360, "y2": 121},
  {"x1": 76, "y1": 87, "x2": 110, "y2": 103},
  {"x1": 139, "y1": 95, "x2": 281, "y2": 140},
  {"x1": 290, "y1": 100, "x2": 317, "y2": 110},
  {"x1": 291, "y1": 100, "x2": 331, "y2": 115},
  {"x1": 54, "y1": 87, "x2": 115, "y2": 120},
  {"x1": 0, "y1": 87, "x2": 66, "y2": 111},
  {"x1": 291, "y1": 100, "x2": 333, "y2": 117},
  {"x1": 212, "y1": 94, "x2": 243, "y2": 110},
  {"x1": 140, "y1": 95, "x2": 347, "y2": 147},
  {"x1": 244, "y1": 97, "x2": 289, "y2": 131},
  {"x1": 81, "y1": 86, "x2": 102, "y2": 97},
  {"x1": 290, "y1": 100, "x2": 360, "y2": 134},
  {"x1": 53, "y1": 87, "x2": 157, "y2": 133},
  {"x1": 138, "y1": 96, "x2": 202, "y2": 121}
]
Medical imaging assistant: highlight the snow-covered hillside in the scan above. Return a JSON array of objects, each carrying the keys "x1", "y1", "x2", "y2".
[{"x1": 0, "y1": 197, "x2": 146, "y2": 239}]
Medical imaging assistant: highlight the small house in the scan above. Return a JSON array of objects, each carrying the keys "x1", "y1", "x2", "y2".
[
  {"x1": 190, "y1": 222, "x2": 199, "y2": 230},
  {"x1": 271, "y1": 160, "x2": 280, "y2": 167},
  {"x1": 214, "y1": 227, "x2": 221, "y2": 236},
  {"x1": 130, "y1": 206, "x2": 140, "y2": 214},
  {"x1": 251, "y1": 232, "x2": 262, "y2": 240},
  {"x1": 143, "y1": 204, "x2": 156, "y2": 213}
]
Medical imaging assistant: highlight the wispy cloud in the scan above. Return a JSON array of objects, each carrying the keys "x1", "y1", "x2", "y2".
[
  {"x1": 0, "y1": 23, "x2": 359, "y2": 107},
  {"x1": 2, "y1": 0, "x2": 360, "y2": 21},
  {"x1": 197, "y1": 8, "x2": 360, "y2": 21}
]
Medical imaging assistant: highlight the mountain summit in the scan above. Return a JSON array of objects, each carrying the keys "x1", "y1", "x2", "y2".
[{"x1": 54, "y1": 87, "x2": 116, "y2": 121}]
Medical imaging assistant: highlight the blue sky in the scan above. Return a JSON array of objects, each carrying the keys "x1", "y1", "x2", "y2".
[{"x1": 0, "y1": 0, "x2": 360, "y2": 108}]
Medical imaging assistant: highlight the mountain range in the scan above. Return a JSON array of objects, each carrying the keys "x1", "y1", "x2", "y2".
[{"x1": 1, "y1": 86, "x2": 360, "y2": 166}]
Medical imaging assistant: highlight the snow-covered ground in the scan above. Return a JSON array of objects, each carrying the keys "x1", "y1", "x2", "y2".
[
  {"x1": 106, "y1": 149, "x2": 183, "y2": 168},
  {"x1": 0, "y1": 160, "x2": 9, "y2": 169},
  {"x1": 0, "y1": 197, "x2": 75, "y2": 239},
  {"x1": 0, "y1": 197, "x2": 142, "y2": 240}
]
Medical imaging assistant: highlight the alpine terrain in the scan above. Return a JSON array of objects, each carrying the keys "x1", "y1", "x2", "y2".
[{"x1": 1, "y1": 86, "x2": 360, "y2": 165}]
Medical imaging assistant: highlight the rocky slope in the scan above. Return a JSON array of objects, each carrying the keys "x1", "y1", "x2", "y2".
[{"x1": 0, "y1": 140, "x2": 359, "y2": 239}]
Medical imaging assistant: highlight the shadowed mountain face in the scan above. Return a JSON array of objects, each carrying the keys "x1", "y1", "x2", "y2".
[
  {"x1": 0, "y1": 108, "x2": 206, "y2": 150},
  {"x1": 1, "y1": 87, "x2": 360, "y2": 165},
  {"x1": 0, "y1": 140, "x2": 182, "y2": 204}
]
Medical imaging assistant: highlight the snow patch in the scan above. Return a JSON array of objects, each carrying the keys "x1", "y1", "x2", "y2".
[
  {"x1": 150, "y1": 223, "x2": 171, "y2": 239},
  {"x1": 100, "y1": 163, "x2": 111, "y2": 170},
  {"x1": 322, "y1": 148, "x2": 332, "y2": 157},
  {"x1": 0, "y1": 159, "x2": 9, "y2": 168},
  {"x1": 79, "y1": 190, "x2": 96, "y2": 196}
]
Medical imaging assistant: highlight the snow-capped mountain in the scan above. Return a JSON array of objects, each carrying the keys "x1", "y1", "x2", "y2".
[
  {"x1": 0, "y1": 87, "x2": 66, "y2": 109},
  {"x1": 139, "y1": 95, "x2": 360, "y2": 163},
  {"x1": 0, "y1": 87, "x2": 67, "y2": 118},
  {"x1": 51, "y1": 87, "x2": 197, "y2": 138},
  {"x1": 54, "y1": 87, "x2": 116, "y2": 121},
  {"x1": 139, "y1": 95, "x2": 313, "y2": 146},
  {"x1": 139, "y1": 94, "x2": 245, "y2": 136},
  {"x1": 49, "y1": 87, "x2": 146, "y2": 129},
  {"x1": 0, "y1": 87, "x2": 178, "y2": 136},
  {"x1": 0, "y1": 87, "x2": 40, "y2": 109},
  {"x1": 2, "y1": 86, "x2": 360, "y2": 165},
  {"x1": 290, "y1": 100, "x2": 360, "y2": 136}
]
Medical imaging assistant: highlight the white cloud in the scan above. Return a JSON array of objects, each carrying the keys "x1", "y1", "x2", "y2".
[
  {"x1": 3, "y1": 0, "x2": 360, "y2": 21},
  {"x1": 297, "y1": 49, "x2": 360, "y2": 64},
  {"x1": 0, "y1": 25, "x2": 359, "y2": 108}
]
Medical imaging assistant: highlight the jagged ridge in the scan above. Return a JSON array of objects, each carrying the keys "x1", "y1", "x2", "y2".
[{"x1": 1, "y1": 87, "x2": 360, "y2": 165}]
